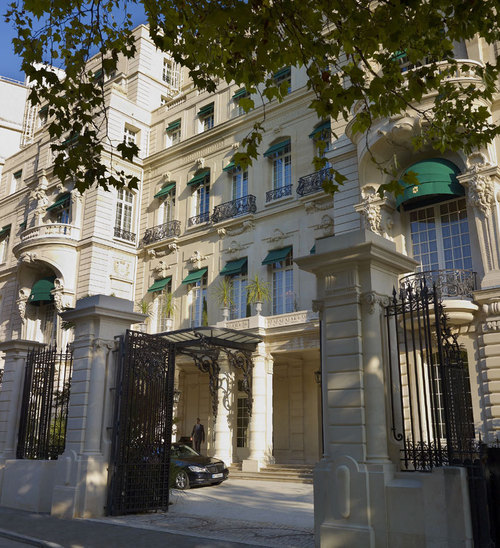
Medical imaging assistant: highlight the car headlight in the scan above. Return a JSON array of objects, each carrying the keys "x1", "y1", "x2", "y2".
[{"x1": 188, "y1": 465, "x2": 208, "y2": 473}]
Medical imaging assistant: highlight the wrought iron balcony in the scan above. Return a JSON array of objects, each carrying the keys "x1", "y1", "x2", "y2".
[
  {"x1": 211, "y1": 195, "x2": 257, "y2": 224},
  {"x1": 266, "y1": 184, "x2": 292, "y2": 203},
  {"x1": 399, "y1": 269, "x2": 477, "y2": 299},
  {"x1": 188, "y1": 211, "x2": 210, "y2": 227},
  {"x1": 297, "y1": 169, "x2": 328, "y2": 197},
  {"x1": 114, "y1": 226, "x2": 136, "y2": 243},
  {"x1": 143, "y1": 220, "x2": 181, "y2": 245}
]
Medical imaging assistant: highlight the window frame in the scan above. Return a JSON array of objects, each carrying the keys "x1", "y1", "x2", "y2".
[
  {"x1": 271, "y1": 250, "x2": 294, "y2": 315},
  {"x1": 188, "y1": 273, "x2": 208, "y2": 328},
  {"x1": 115, "y1": 188, "x2": 134, "y2": 238},
  {"x1": 272, "y1": 144, "x2": 292, "y2": 190}
]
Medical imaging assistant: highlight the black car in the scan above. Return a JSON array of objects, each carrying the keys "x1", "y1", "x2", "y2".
[{"x1": 170, "y1": 443, "x2": 229, "y2": 490}]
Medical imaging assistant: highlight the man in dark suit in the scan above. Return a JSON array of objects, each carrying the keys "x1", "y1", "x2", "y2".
[{"x1": 191, "y1": 418, "x2": 205, "y2": 453}]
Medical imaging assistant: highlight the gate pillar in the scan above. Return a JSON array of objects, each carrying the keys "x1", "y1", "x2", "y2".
[
  {"x1": 213, "y1": 359, "x2": 234, "y2": 465},
  {"x1": 296, "y1": 229, "x2": 418, "y2": 547},
  {"x1": 50, "y1": 295, "x2": 145, "y2": 519}
]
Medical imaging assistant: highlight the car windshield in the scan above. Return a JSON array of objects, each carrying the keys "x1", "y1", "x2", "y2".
[{"x1": 171, "y1": 444, "x2": 200, "y2": 458}]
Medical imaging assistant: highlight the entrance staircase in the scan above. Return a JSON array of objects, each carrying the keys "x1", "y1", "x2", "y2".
[{"x1": 228, "y1": 463, "x2": 313, "y2": 484}]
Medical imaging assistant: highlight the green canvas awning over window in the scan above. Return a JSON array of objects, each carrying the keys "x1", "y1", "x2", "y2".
[
  {"x1": 187, "y1": 170, "x2": 210, "y2": 187},
  {"x1": 264, "y1": 139, "x2": 290, "y2": 158},
  {"x1": 46, "y1": 193, "x2": 70, "y2": 212},
  {"x1": 166, "y1": 120, "x2": 181, "y2": 132},
  {"x1": 182, "y1": 267, "x2": 208, "y2": 285},
  {"x1": 13, "y1": 170, "x2": 22, "y2": 179},
  {"x1": 223, "y1": 161, "x2": 235, "y2": 173},
  {"x1": 262, "y1": 245, "x2": 292, "y2": 265},
  {"x1": 28, "y1": 276, "x2": 55, "y2": 303},
  {"x1": 147, "y1": 276, "x2": 172, "y2": 293},
  {"x1": 154, "y1": 182, "x2": 176, "y2": 198},
  {"x1": 220, "y1": 257, "x2": 247, "y2": 276},
  {"x1": 39, "y1": 105, "x2": 48, "y2": 115},
  {"x1": 94, "y1": 68, "x2": 103, "y2": 79},
  {"x1": 0, "y1": 224, "x2": 11, "y2": 238},
  {"x1": 198, "y1": 103, "x2": 214, "y2": 116},
  {"x1": 309, "y1": 121, "x2": 330, "y2": 139},
  {"x1": 62, "y1": 132, "x2": 79, "y2": 147},
  {"x1": 396, "y1": 159, "x2": 463, "y2": 210},
  {"x1": 273, "y1": 66, "x2": 291, "y2": 79},
  {"x1": 232, "y1": 88, "x2": 248, "y2": 100}
]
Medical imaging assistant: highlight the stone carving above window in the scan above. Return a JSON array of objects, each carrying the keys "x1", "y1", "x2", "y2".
[
  {"x1": 188, "y1": 250, "x2": 207, "y2": 270},
  {"x1": 152, "y1": 260, "x2": 170, "y2": 280},
  {"x1": 460, "y1": 154, "x2": 496, "y2": 216}
]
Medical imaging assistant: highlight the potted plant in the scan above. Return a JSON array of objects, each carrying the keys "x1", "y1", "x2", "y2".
[
  {"x1": 136, "y1": 299, "x2": 152, "y2": 332},
  {"x1": 213, "y1": 277, "x2": 234, "y2": 321},
  {"x1": 160, "y1": 291, "x2": 175, "y2": 331},
  {"x1": 246, "y1": 273, "x2": 271, "y2": 315}
]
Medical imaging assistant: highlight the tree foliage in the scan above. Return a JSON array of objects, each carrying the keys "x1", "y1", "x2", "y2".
[{"x1": 5, "y1": 0, "x2": 500, "y2": 195}]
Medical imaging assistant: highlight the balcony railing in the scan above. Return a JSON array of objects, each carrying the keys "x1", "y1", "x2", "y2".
[
  {"x1": 400, "y1": 269, "x2": 477, "y2": 299},
  {"x1": 266, "y1": 184, "x2": 292, "y2": 203},
  {"x1": 188, "y1": 211, "x2": 210, "y2": 227},
  {"x1": 143, "y1": 220, "x2": 181, "y2": 245},
  {"x1": 20, "y1": 223, "x2": 80, "y2": 242},
  {"x1": 211, "y1": 195, "x2": 257, "y2": 224},
  {"x1": 114, "y1": 226, "x2": 136, "y2": 243},
  {"x1": 297, "y1": 169, "x2": 329, "y2": 197}
]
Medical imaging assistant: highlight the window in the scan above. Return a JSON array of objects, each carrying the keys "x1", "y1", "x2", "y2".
[
  {"x1": 273, "y1": 66, "x2": 291, "y2": 94},
  {"x1": 47, "y1": 193, "x2": 71, "y2": 224},
  {"x1": 232, "y1": 169, "x2": 248, "y2": 200},
  {"x1": 157, "y1": 285, "x2": 173, "y2": 332},
  {"x1": 0, "y1": 225, "x2": 11, "y2": 264},
  {"x1": 165, "y1": 120, "x2": 181, "y2": 148},
  {"x1": 159, "y1": 191, "x2": 175, "y2": 225},
  {"x1": 409, "y1": 198, "x2": 471, "y2": 273},
  {"x1": 10, "y1": 170, "x2": 22, "y2": 194},
  {"x1": 232, "y1": 88, "x2": 249, "y2": 116},
  {"x1": 237, "y1": 383, "x2": 249, "y2": 448},
  {"x1": 123, "y1": 126, "x2": 138, "y2": 146},
  {"x1": 198, "y1": 103, "x2": 214, "y2": 133},
  {"x1": 273, "y1": 143, "x2": 291, "y2": 190},
  {"x1": 310, "y1": 121, "x2": 331, "y2": 165},
  {"x1": 188, "y1": 171, "x2": 210, "y2": 226},
  {"x1": 262, "y1": 247, "x2": 294, "y2": 315},
  {"x1": 189, "y1": 272, "x2": 208, "y2": 327},
  {"x1": 115, "y1": 189, "x2": 134, "y2": 241},
  {"x1": 163, "y1": 59, "x2": 180, "y2": 88},
  {"x1": 230, "y1": 275, "x2": 248, "y2": 320}
]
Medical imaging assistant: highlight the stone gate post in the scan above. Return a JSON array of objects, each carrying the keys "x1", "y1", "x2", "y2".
[{"x1": 51, "y1": 295, "x2": 144, "y2": 519}]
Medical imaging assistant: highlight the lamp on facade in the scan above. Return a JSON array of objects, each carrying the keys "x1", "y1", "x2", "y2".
[
  {"x1": 314, "y1": 370, "x2": 322, "y2": 385},
  {"x1": 173, "y1": 389, "x2": 181, "y2": 404}
]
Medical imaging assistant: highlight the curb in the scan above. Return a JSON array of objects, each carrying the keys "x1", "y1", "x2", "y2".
[{"x1": 0, "y1": 527, "x2": 63, "y2": 548}]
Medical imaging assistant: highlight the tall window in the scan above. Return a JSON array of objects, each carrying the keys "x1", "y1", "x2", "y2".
[
  {"x1": 237, "y1": 380, "x2": 249, "y2": 448},
  {"x1": 10, "y1": 170, "x2": 22, "y2": 194},
  {"x1": 232, "y1": 169, "x2": 248, "y2": 200},
  {"x1": 273, "y1": 67, "x2": 291, "y2": 94},
  {"x1": 198, "y1": 103, "x2": 214, "y2": 133},
  {"x1": 159, "y1": 192, "x2": 175, "y2": 225},
  {"x1": 272, "y1": 250, "x2": 294, "y2": 314},
  {"x1": 0, "y1": 225, "x2": 10, "y2": 264},
  {"x1": 47, "y1": 193, "x2": 71, "y2": 224},
  {"x1": 273, "y1": 144, "x2": 291, "y2": 190},
  {"x1": 157, "y1": 285, "x2": 173, "y2": 332},
  {"x1": 201, "y1": 113, "x2": 214, "y2": 132},
  {"x1": 115, "y1": 189, "x2": 134, "y2": 240},
  {"x1": 123, "y1": 126, "x2": 138, "y2": 146},
  {"x1": 230, "y1": 274, "x2": 248, "y2": 320},
  {"x1": 162, "y1": 59, "x2": 180, "y2": 88},
  {"x1": 409, "y1": 198, "x2": 472, "y2": 272},
  {"x1": 189, "y1": 273, "x2": 208, "y2": 327},
  {"x1": 191, "y1": 176, "x2": 210, "y2": 225}
]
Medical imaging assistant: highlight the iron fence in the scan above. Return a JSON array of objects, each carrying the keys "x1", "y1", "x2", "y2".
[
  {"x1": 17, "y1": 346, "x2": 73, "y2": 460},
  {"x1": 114, "y1": 226, "x2": 136, "y2": 243},
  {"x1": 297, "y1": 169, "x2": 328, "y2": 196},
  {"x1": 211, "y1": 195, "x2": 257, "y2": 223},
  {"x1": 143, "y1": 220, "x2": 181, "y2": 244},
  {"x1": 266, "y1": 184, "x2": 292, "y2": 202},
  {"x1": 188, "y1": 211, "x2": 210, "y2": 227},
  {"x1": 400, "y1": 269, "x2": 476, "y2": 299}
]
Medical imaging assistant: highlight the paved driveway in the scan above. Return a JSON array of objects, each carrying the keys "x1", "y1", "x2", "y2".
[{"x1": 98, "y1": 479, "x2": 315, "y2": 547}]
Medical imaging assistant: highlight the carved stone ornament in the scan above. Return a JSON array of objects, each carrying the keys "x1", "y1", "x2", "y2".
[
  {"x1": 362, "y1": 291, "x2": 390, "y2": 314},
  {"x1": 318, "y1": 215, "x2": 334, "y2": 237},
  {"x1": 167, "y1": 242, "x2": 178, "y2": 253},
  {"x1": 17, "y1": 289, "x2": 29, "y2": 323},
  {"x1": 358, "y1": 186, "x2": 382, "y2": 235},
  {"x1": 113, "y1": 259, "x2": 132, "y2": 280},
  {"x1": 52, "y1": 291, "x2": 64, "y2": 313},
  {"x1": 265, "y1": 228, "x2": 285, "y2": 244},
  {"x1": 223, "y1": 241, "x2": 243, "y2": 255},
  {"x1": 231, "y1": 142, "x2": 240, "y2": 150},
  {"x1": 152, "y1": 260, "x2": 170, "y2": 280},
  {"x1": 465, "y1": 173, "x2": 494, "y2": 215},
  {"x1": 19, "y1": 252, "x2": 38, "y2": 264},
  {"x1": 195, "y1": 157, "x2": 205, "y2": 169},
  {"x1": 304, "y1": 198, "x2": 334, "y2": 214},
  {"x1": 188, "y1": 250, "x2": 207, "y2": 270},
  {"x1": 217, "y1": 227, "x2": 227, "y2": 238},
  {"x1": 222, "y1": 220, "x2": 255, "y2": 237}
]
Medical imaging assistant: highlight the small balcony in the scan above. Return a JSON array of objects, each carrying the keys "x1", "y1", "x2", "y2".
[
  {"x1": 266, "y1": 185, "x2": 292, "y2": 203},
  {"x1": 114, "y1": 226, "x2": 136, "y2": 243},
  {"x1": 297, "y1": 169, "x2": 328, "y2": 197},
  {"x1": 143, "y1": 220, "x2": 181, "y2": 245},
  {"x1": 211, "y1": 195, "x2": 257, "y2": 224},
  {"x1": 188, "y1": 211, "x2": 210, "y2": 227},
  {"x1": 20, "y1": 223, "x2": 80, "y2": 242},
  {"x1": 400, "y1": 269, "x2": 477, "y2": 299}
]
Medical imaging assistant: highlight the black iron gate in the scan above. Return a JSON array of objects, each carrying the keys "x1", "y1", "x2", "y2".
[
  {"x1": 107, "y1": 330, "x2": 175, "y2": 515},
  {"x1": 385, "y1": 280, "x2": 497, "y2": 546}
]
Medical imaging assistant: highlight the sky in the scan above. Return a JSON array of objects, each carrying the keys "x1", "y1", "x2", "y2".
[{"x1": 0, "y1": 2, "x2": 148, "y2": 83}]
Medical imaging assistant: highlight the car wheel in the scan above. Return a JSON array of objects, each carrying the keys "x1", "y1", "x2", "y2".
[{"x1": 175, "y1": 470, "x2": 190, "y2": 490}]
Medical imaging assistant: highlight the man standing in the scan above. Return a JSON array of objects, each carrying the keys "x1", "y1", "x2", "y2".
[{"x1": 191, "y1": 418, "x2": 205, "y2": 453}]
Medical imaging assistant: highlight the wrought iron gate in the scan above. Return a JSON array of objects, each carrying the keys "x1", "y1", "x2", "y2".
[{"x1": 107, "y1": 330, "x2": 175, "y2": 515}]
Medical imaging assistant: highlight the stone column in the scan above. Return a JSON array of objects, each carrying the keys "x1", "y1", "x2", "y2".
[
  {"x1": 51, "y1": 295, "x2": 145, "y2": 519},
  {"x1": 243, "y1": 342, "x2": 272, "y2": 472},
  {"x1": 296, "y1": 230, "x2": 418, "y2": 548},
  {"x1": 213, "y1": 359, "x2": 233, "y2": 465}
]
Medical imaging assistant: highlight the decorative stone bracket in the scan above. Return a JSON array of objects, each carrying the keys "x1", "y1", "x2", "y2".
[{"x1": 354, "y1": 185, "x2": 394, "y2": 240}]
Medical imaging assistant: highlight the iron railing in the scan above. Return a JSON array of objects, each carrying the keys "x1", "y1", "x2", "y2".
[
  {"x1": 143, "y1": 220, "x2": 181, "y2": 244},
  {"x1": 400, "y1": 269, "x2": 476, "y2": 299},
  {"x1": 188, "y1": 211, "x2": 210, "y2": 227},
  {"x1": 211, "y1": 195, "x2": 257, "y2": 224},
  {"x1": 17, "y1": 346, "x2": 73, "y2": 460},
  {"x1": 297, "y1": 169, "x2": 329, "y2": 196},
  {"x1": 266, "y1": 184, "x2": 292, "y2": 202},
  {"x1": 114, "y1": 226, "x2": 136, "y2": 243}
]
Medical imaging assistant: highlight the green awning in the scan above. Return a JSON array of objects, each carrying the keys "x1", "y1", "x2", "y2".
[
  {"x1": 94, "y1": 68, "x2": 103, "y2": 79},
  {"x1": 198, "y1": 103, "x2": 214, "y2": 116},
  {"x1": 187, "y1": 170, "x2": 210, "y2": 187},
  {"x1": 13, "y1": 170, "x2": 22, "y2": 179},
  {"x1": 28, "y1": 277, "x2": 55, "y2": 303},
  {"x1": 39, "y1": 105, "x2": 48, "y2": 115},
  {"x1": 0, "y1": 224, "x2": 11, "y2": 238},
  {"x1": 46, "y1": 193, "x2": 70, "y2": 212},
  {"x1": 262, "y1": 246, "x2": 292, "y2": 265},
  {"x1": 182, "y1": 267, "x2": 208, "y2": 285},
  {"x1": 166, "y1": 119, "x2": 181, "y2": 132},
  {"x1": 223, "y1": 161, "x2": 235, "y2": 172},
  {"x1": 147, "y1": 276, "x2": 172, "y2": 293},
  {"x1": 220, "y1": 257, "x2": 248, "y2": 276},
  {"x1": 310, "y1": 244, "x2": 316, "y2": 255},
  {"x1": 232, "y1": 88, "x2": 248, "y2": 100},
  {"x1": 392, "y1": 50, "x2": 407, "y2": 60},
  {"x1": 309, "y1": 121, "x2": 330, "y2": 139},
  {"x1": 274, "y1": 66, "x2": 291, "y2": 79},
  {"x1": 63, "y1": 132, "x2": 79, "y2": 147},
  {"x1": 154, "y1": 182, "x2": 176, "y2": 199},
  {"x1": 264, "y1": 139, "x2": 290, "y2": 158},
  {"x1": 396, "y1": 159, "x2": 463, "y2": 210},
  {"x1": 20, "y1": 221, "x2": 27, "y2": 230}
]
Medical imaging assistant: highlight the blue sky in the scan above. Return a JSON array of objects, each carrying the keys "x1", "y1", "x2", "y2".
[{"x1": 0, "y1": 3, "x2": 148, "y2": 83}]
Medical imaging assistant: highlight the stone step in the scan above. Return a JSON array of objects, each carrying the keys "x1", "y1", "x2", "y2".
[
  {"x1": 228, "y1": 471, "x2": 313, "y2": 484},
  {"x1": 228, "y1": 463, "x2": 314, "y2": 484}
]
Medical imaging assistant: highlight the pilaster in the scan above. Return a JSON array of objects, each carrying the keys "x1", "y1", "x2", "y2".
[{"x1": 213, "y1": 358, "x2": 233, "y2": 465}]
